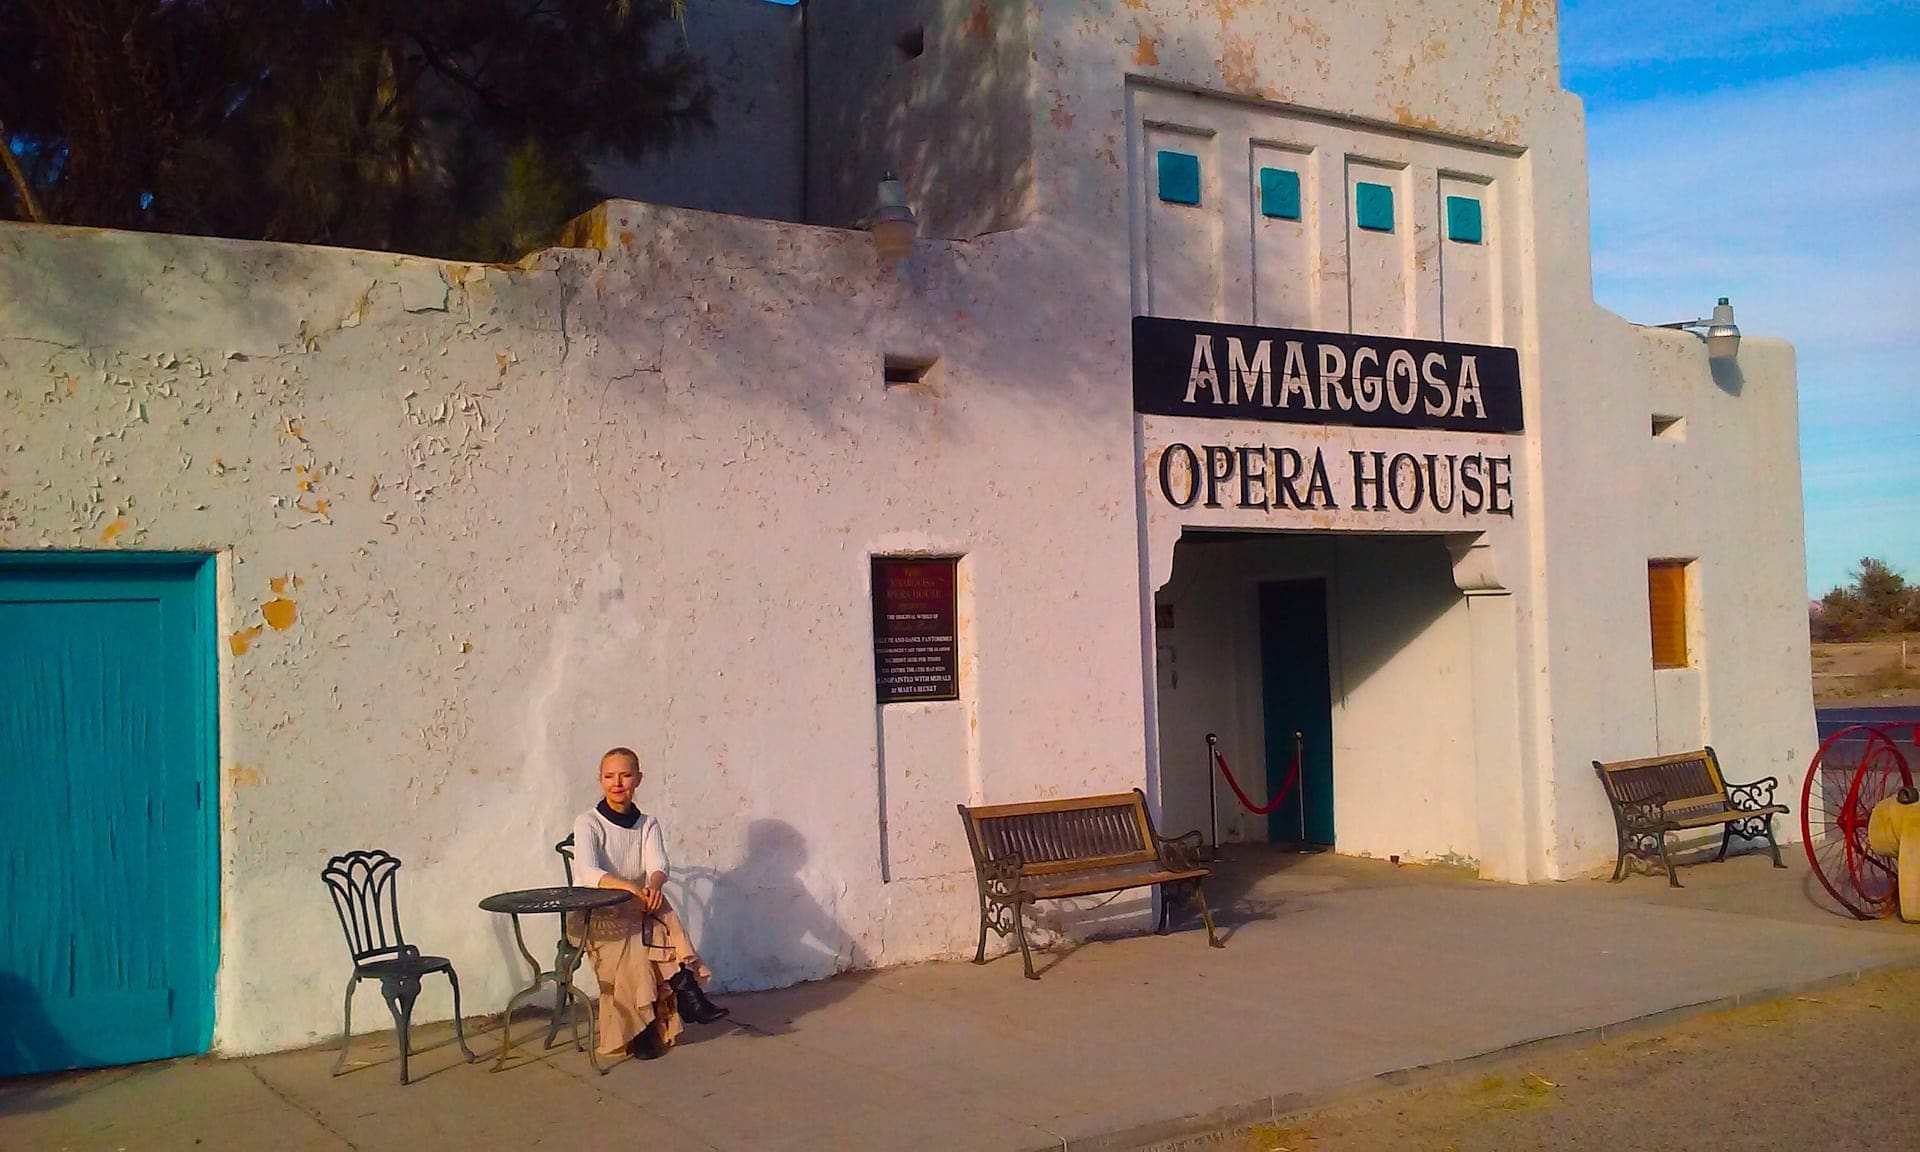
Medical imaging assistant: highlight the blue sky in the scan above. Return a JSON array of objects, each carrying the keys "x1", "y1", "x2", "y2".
[{"x1": 1560, "y1": 1, "x2": 1920, "y2": 596}]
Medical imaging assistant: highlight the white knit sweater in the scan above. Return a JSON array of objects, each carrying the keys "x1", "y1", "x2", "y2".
[{"x1": 571, "y1": 806, "x2": 669, "y2": 887}]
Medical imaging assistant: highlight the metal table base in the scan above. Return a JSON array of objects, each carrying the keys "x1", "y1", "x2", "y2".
[{"x1": 479, "y1": 886, "x2": 633, "y2": 1075}]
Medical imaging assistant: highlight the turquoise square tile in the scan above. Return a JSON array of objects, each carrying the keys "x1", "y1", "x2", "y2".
[
  {"x1": 1355, "y1": 181, "x2": 1394, "y2": 232},
  {"x1": 1259, "y1": 167, "x2": 1301, "y2": 220},
  {"x1": 1446, "y1": 195, "x2": 1483, "y2": 243},
  {"x1": 1157, "y1": 150, "x2": 1202, "y2": 206}
]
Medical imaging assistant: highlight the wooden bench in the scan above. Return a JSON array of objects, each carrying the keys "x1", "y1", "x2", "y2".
[
  {"x1": 1593, "y1": 747, "x2": 1789, "y2": 887},
  {"x1": 957, "y1": 789, "x2": 1222, "y2": 979}
]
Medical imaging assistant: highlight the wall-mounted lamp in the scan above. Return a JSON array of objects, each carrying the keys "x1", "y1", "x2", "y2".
[
  {"x1": 1657, "y1": 297, "x2": 1741, "y2": 361},
  {"x1": 870, "y1": 173, "x2": 918, "y2": 263}
]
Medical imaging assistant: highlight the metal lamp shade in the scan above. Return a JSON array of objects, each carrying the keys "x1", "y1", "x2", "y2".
[
  {"x1": 1704, "y1": 298, "x2": 1740, "y2": 361},
  {"x1": 872, "y1": 176, "x2": 918, "y2": 262}
]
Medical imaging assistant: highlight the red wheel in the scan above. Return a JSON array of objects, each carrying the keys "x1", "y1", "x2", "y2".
[{"x1": 1802, "y1": 724, "x2": 1914, "y2": 919}]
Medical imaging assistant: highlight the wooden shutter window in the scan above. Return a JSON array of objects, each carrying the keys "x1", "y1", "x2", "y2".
[{"x1": 1648, "y1": 561, "x2": 1689, "y2": 669}]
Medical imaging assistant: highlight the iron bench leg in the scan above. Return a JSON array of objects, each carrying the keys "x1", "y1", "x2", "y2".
[
  {"x1": 1611, "y1": 825, "x2": 1679, "y2": 884},
  {"x1": 1722, "y1": 777, "x2": 1790, "y2": 870},
  {"x1": 972, "y1": 857, "x2": 1030, "y2": 971},
  {"x1": 1658, "y1": 831, "x2": 1681, "y2": 888},
  {"x1": 972, "y1": 893, "x2": 992, "y2": 964},
  {"x1": 980, "y1": 893, "x2": 1039, "y2": 979},
  {"x1": 1191, "y1": 880, "x2": 1224, "y2": 948},
  {"x1": 1610, "y1": 798, "x2": 1673, "y2": 885},
  {"x1": 1721, "y1": 813, "x2": 1788, "y2": 869},
  {"x1": 1013, "y1": 905, "x2": 1038, "y2": 980},
  {"x1": 1157, "y1": 880, "x2": 1224, "y2": 948}
]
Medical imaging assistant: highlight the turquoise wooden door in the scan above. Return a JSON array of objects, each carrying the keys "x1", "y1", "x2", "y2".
[
  {"x1": 0, "y1": 554, "x2": 218, "y2": 1075},
  {"x1": 1259, "y1": 580, "x2": 1335, "y2": 847}
]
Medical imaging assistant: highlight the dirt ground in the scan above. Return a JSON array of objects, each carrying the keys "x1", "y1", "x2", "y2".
[
  {"x1": 1165, "y1": 966, "x2": 1920, "y2": 1152},
  {"x1": 1813, "y1": 633, "x2": 1920, "y2": 706}
]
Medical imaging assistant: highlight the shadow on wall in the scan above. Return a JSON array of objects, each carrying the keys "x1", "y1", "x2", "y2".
[
  {"x1": 803, "y1": 0, "x2": 1033, "y2": 239},
  {"x1": 1710, "y1": 357, "x2": 1744, "y2": 397},
  {"x1": 1331, "y1": 534, "x2": 1470, "y2": 693},
  {"x1": 0, "y1": 970, "x2": 82, "y2": 1094},
  {"x1": 497, "y1": 816, "x2": 868, "y2": 1035},
  {"x1": 0, "y1": 225, "x2": 377, "y2": 359},
  {"x1": 678, "y1": 820, "x2": 868, "y2": 1010},
  {"x1": 1161, "y1": 532, "x2": 1465, "y2": 700}
]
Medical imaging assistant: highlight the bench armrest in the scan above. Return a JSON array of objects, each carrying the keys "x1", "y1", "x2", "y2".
[
  {"x1": 1157, "y1": 829, "x2": 1207, "y2": 872},
  {"x1": 1618, "y1": 793, "x2": 1667, "y2": 831},
  {"x1": 979, "y1": 853, "x2": 1029, "y2": 903},
  {"x1": 1725, "y1": 776, "x2": 1781, "y2": 813}
]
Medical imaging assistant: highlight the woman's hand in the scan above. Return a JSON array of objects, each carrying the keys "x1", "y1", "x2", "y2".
[{"x1": 636, "y1": 883, "x2": 664, "y2": 913}]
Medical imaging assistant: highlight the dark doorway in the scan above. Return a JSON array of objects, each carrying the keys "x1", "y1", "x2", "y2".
[{"x1": 1259, "y1": 579, "x2": 1334, "y2": 846}]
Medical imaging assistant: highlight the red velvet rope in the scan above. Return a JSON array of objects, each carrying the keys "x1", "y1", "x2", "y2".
[{"x1": 1212, "y1": 739, "x2": 1302, "y2": 816}]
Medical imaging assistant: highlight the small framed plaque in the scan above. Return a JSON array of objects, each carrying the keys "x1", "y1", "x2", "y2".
[{"x1": 872, "y1": 557, "x2": 960, "y2": 704}]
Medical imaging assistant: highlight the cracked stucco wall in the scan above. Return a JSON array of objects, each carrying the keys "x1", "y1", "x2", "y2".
[
  {"x1": 1, "y1": 202, "x2": 1149, "y2": 1054},
  {"x1": 0, "y1": 0, "x2": 1815, "y2": 1057}
]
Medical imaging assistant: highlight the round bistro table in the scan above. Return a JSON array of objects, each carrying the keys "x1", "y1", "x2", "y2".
[{"x1": 479, "y1": 885, "x2": 632, "y2": 1074}]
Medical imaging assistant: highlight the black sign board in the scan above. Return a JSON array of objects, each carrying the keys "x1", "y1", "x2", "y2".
[
  {"x1": 1133, "y1": 316, "x2": 1523, "y2": 433},
  {"x1": 872, "y1": 558, "x2": 959, "y2": 704}
]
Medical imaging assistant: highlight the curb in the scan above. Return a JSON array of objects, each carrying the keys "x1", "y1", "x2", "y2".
[{"x1": 1038, "y1": 956, "x2": 1920, "y2": 1152}]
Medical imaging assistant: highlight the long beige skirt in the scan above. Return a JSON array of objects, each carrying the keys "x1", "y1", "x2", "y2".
[{"x1": 568, "y1": 899, "x2": 711, "y2": 1056}]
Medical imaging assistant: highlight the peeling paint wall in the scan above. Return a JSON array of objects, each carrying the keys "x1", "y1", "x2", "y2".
[
  {"x1": 0, "y1": 0, "x2": 1813, "y2": 1059},
  {"x1": 0, "y1": 204, "x2": 1147, "y2": 1054}
]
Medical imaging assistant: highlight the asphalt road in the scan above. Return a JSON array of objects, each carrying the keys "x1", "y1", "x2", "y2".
[
  {"x1": 1817, "y1": 705, "x2": 1920, "y2": 740},
  {"x1": 1163, "y1": 964, "x2": 1920, "y2": 1152}
]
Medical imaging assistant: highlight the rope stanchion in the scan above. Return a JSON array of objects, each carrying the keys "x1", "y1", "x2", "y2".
[{"x1": 1206, "y1": 731, "x2": 1303, "y2": 817}]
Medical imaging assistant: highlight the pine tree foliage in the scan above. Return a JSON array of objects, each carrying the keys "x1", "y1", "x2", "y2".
[
  {"x1": 1812, "y1": 557, "x2": 1920, "y2": 641},
  {"x1": 0, "y1": 0, "x2": 710, "y2": 259}
]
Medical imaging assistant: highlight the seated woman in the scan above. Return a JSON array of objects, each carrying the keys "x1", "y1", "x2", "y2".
[{"x1": 571, "y1": 746, "x2": 728, "y2": 1060}]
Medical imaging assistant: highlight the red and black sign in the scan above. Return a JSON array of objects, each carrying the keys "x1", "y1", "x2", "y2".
[{"x1": 872, "y1": 558, "x2": 959, "y2": 704}]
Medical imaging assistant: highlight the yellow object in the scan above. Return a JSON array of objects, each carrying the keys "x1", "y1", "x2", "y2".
[{"x1": 1866, "y1": 794, "x2": 1920, "y2": 923}]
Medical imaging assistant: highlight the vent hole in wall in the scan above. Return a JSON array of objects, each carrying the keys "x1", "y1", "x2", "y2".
[
  {"x1": 884, "y1": 354, "x2": 938, "y2": 387},
  {"x1": 1652, "y1": 414, "x2": 1685, "y2": 440},
  {"x1": 895, "y1": 26, "x2": 926, "y2": 60}
]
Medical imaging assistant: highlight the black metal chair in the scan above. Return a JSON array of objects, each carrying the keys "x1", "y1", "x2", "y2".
[
  {"x1": 322, "y1": 849, "x2": 478, "y2": 1084},
  {"x1": 544, "y1": 834, "x2": 581, "y2": 1051}
]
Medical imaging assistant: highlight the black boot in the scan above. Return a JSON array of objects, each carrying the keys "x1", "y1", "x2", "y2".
[
  {"x1": 627, "y1": 1021, "x2": 666, "y2": 1060},
  {"x1": 669, "y1": 966, "x2": 729, "y2": 1025}
]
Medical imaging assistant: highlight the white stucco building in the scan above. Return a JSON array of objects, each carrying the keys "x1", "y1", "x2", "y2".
[{"x1": 0, "y1": 0, "x2": 1815, "y2": 1065}]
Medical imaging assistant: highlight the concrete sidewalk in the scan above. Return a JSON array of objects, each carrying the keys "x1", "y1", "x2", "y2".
[{"x1": 6, "y1": 849, "x2": 1918, "y2": 1152}]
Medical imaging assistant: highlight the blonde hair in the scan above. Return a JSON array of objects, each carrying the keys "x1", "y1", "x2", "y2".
[{"x1": 600, "y1": 746, "x2": 640, "y2": 771}]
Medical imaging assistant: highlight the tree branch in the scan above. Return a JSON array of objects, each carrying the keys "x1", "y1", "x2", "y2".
[{"x1": 0, "y1": 121, "x2": 48, "y2": 223}]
